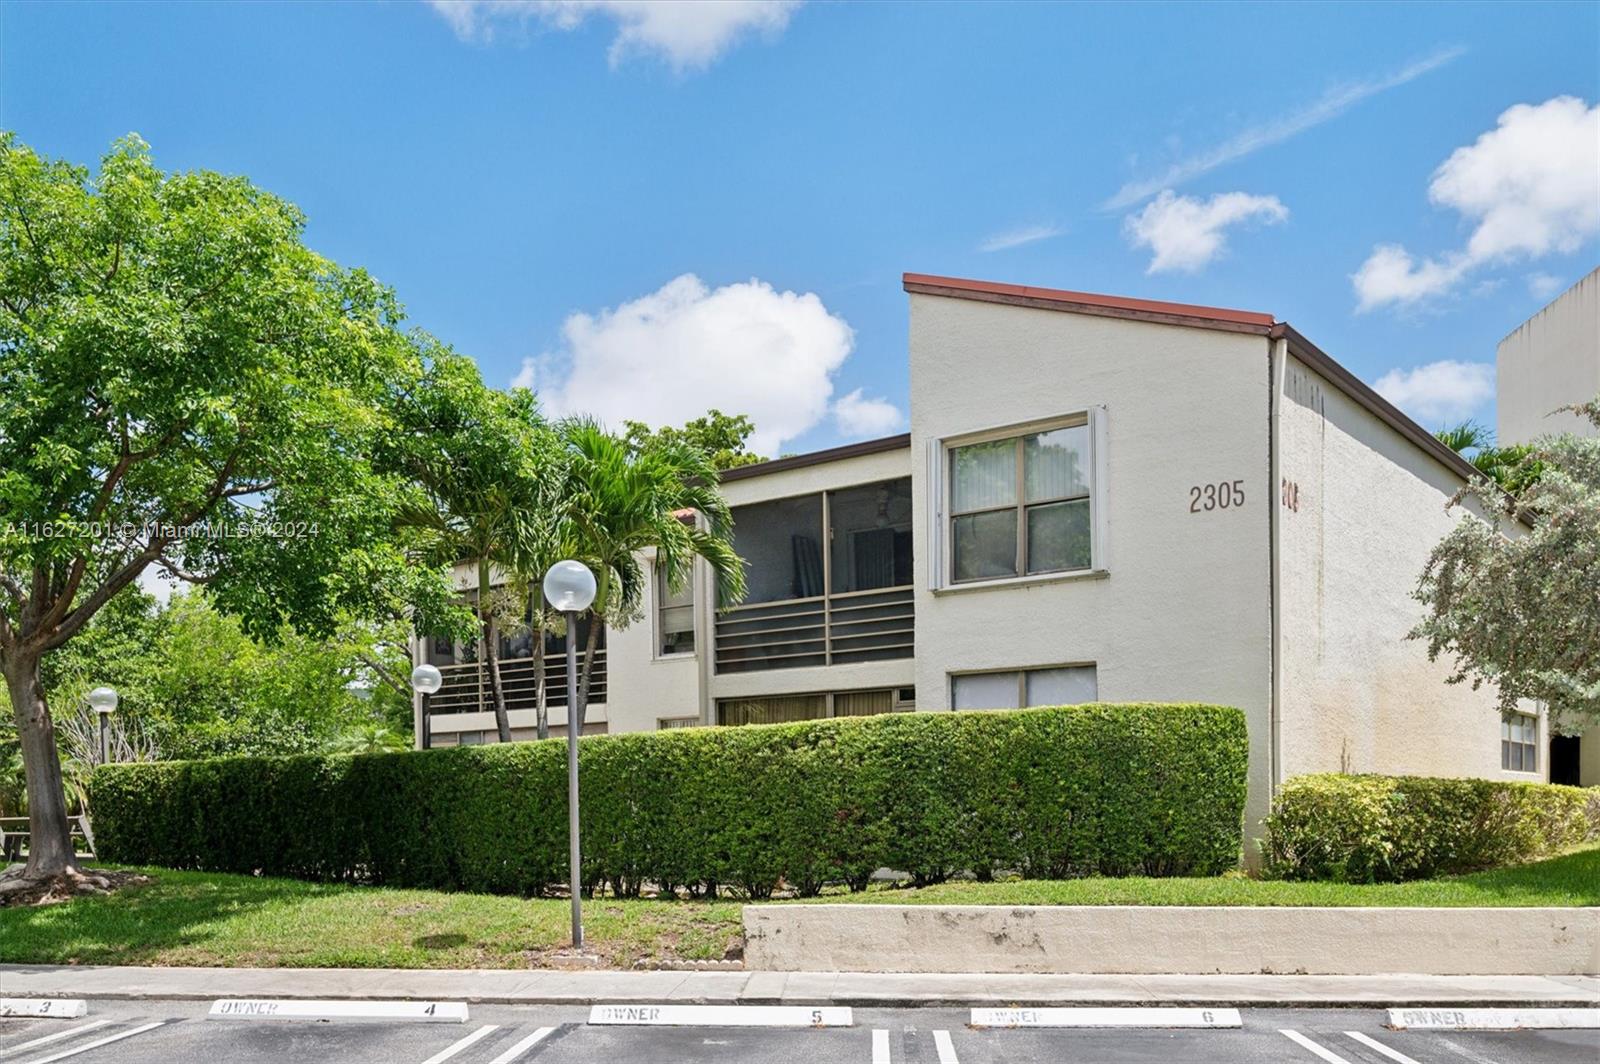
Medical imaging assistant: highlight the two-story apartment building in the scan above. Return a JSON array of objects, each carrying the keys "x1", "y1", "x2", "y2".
[{"x1": 417, "y1": 272, "x2": 1555, "y2": 833}]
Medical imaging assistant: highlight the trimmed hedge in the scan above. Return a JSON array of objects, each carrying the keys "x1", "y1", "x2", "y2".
[
  {"x1": 1262, "y1": 773, "x2": 1600, "y2": 883},
  {"x1": 91, "y1": 702, "x2": 1248, "y2": 897}
]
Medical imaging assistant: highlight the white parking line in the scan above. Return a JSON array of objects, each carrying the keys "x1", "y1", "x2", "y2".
[
  {"x1": 488, "y1": 1027, "x2": 555, "y2": 1064},
  {"x1": 0, "y1": 1021, "x2": 110, "y2": 1057},
  {"x1": 0, "y1": 1001, "x2": 87, "y2": 1020},
  {"x1": 1345, "y1": 1031, "x2": 1421, "y2": 1064},
  {"x1": 421, "y1": 1024, "x2": 500, "y2": 1064},
  {"x1": 19, "y1": 1021, "x2": 165, "y2": 1064},
  {"x1": 871, "y1": 1028, "x2": 891, "y2": 1064},
  {"x1": 933, "y1": 1029, "x2": 959, "y2": 1064},
  {"x1": 1280, "y1": 1029, "x2": 1353, "y2": 1063},
  {"x1": 973, "y1": 1007, "x2": 1241, "y2": 1028}
]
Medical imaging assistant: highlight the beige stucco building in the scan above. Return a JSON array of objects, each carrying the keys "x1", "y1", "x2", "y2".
[
  {"x1": 1497, "y1": 266, "x2": 1600, "y2": 787},
  {"x1": 417, "y1": 272, "x2": 1566, "y2": 839}
]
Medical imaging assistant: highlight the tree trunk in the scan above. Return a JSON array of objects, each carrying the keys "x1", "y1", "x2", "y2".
[
  {"x1": 3, "y1": 650, "x2": 80, "y2": 879},
  {"x1": 533, "y1": 626, "x2": 548, "y2": 741},
  {"x1": 577, "y1": 612, "x2": 602, "y2": 728},
  {"x1": 479, "y1": 564, "x2": 512, "y2": 743},
  {"x1": 484, "y1": 615, "x2": 512, "y2": 743}
]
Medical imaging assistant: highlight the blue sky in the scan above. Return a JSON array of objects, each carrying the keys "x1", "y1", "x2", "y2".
[{"x1": 4, "y1": 1, "x2": 1597, "y2": 455}]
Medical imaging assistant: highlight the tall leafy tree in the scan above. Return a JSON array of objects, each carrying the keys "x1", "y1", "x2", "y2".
[
  {"x1": 382, "y1": 349, "x2": 559, "y2": 742},
  {"x1": 1414, "y1": 397, "x2": 1600, "y2": 730},
  {"x1": 0, "y1": 134, "x2": 434, "y2": 882},
  {"x1": 557, "y1": 420, "x2": 746, "y2": 722},
  {"x1": 622, "y1": 409, "x2": 766, "y2": 471}
]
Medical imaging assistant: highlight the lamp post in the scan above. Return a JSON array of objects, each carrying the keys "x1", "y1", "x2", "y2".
[
  {"x1": 543, "y1": 559, "x2": 597, "y2": 950},
  {"x1": 410, "y1": 664, "x2": 443, "y2": 750},
  {"x1": 87, "y1": 686, "x2": 118, "y2": 765}
]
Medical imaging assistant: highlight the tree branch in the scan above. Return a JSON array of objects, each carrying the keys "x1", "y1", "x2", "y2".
[
  {"x1": 356, "y1": 651, "x2": 411, "y2": 699},
  {"x1": 44, "y1": 452, "x2": 243, "y2": 650}
]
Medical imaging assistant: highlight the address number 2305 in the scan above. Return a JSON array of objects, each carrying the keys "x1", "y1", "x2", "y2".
[{"x1": 1189, "y1": 480, "x2": 1245, "y2": 513}]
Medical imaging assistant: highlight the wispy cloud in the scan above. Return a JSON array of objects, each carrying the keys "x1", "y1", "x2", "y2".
[
  {"x1": 978, "y1": 223, "x2": 1064, "y2": 253},
  {"x1": 1103, "y1": 46, "x2": 1466, "y2": 210}
]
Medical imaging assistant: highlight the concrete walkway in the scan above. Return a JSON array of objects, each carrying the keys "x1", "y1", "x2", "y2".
[{"x1": 3, "y1": 965, "x2": 1596, "y2": 1007}]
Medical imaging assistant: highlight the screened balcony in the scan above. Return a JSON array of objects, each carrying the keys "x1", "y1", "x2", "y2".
[
  {"x1": 425, "y1": 608, "x2": 606, "y2": 715},
  {"x1": 714, "y1": 478, "x2": 914, "y2": 673}
]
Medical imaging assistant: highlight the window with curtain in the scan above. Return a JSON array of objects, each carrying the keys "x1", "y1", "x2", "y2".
[
  {"x1": 951, "y1": 665, "x2": 1098, "y2": 710},
  {"x1": 949, "y1": 421, "x2": 1091, "y2": 583},
  {"x1": 656, "y1": 561, "x2": 695, "y2": 656}
]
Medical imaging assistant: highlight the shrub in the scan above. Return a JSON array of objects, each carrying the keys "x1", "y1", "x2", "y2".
[
  {"x1": 1262, "y1": 773, "x2": 1600, "y2": 882},
  {"x1": 91, "y1": 702, "x2": 1248, "y2": 897}
]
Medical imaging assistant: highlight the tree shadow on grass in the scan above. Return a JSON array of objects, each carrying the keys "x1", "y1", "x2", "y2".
[{"x1": 0, "y1": 865, "x2": 354, "y2": 966}]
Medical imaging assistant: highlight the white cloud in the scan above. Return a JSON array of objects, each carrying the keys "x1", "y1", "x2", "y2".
[
  {"x1": 520, "y1": 274, "x2": 855, "y2": 456},
  {"x1": 1123, "y1": 190, "x2": 1288, "y2": 273},
  {"x1": 978, "y1": 223, "x2": 1064, "y2": 253},
  {"x1": 1372, "y1": 360, "x2": 1495, "y2": 423},
  {"x1": 1105, "y1": 47, "x2": 1464, "y2": 210},
  {"x1": 1527, "y1": 272, "x2": 1565, "y2": 300},
  {"x1": 1353, "y1": 96, "x2": 1600, "y2": 311},
  {"x1": 429, "y1": 0, "x2": 802, "y2": 70},
  {"x1": 832, "y1": 388, "x2": 903, "y2": 438}
]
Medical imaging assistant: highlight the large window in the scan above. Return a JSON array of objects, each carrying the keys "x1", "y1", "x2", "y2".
[
  {"x1": 946, "y1": 417, "x2": 1094, "y2": 584},
  {"x1": 951, "y1": 665, "x2": 1097, "y2": 710},
  {"x1": 1501, "y1": 713, "x2": 1538, "y2": 772},
  {"x1": 655, "y1": 561, "x2": 695, "y2": 656}
]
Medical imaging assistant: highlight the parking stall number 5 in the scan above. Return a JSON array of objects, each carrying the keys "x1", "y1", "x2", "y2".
[{"x1": 1190, "y1": 480, "x2": 1245, "y2": 513}]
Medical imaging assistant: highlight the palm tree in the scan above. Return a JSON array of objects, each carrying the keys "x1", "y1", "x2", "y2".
[
  {"x1": 1434, "y1": 420, "x2": 1542, "y2": 495},
  {"x1": 556, "y1": 420, "x2": 747, "y2": 724},
  {"x1": 385, "y1": 350, "x2": 559, "y2": 742}
]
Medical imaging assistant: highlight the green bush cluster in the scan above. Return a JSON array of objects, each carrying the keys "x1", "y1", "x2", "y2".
[
  {"x1": 1262, "y1": 773, "x2": 1600, "y2": 883},
  {"x1": 91, "y1": 702, "x2": 1248, "y2": 897}
]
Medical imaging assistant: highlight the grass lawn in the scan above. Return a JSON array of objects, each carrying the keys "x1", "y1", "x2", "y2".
[
  {"x1": 1, "y1": 845, "x2": 1592, "y2": 969},
  {"x1": 818, "y1": 844, "x2": 1600, "y2": 908},
  {"x1": 0, "y1": 868, "x2": 743, "y2": 970}
]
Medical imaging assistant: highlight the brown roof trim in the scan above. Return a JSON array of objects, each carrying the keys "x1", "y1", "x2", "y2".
[
  {"x1": 1271, "y1": 323, "x2": 1484, "y2": 485},
  {"x1": 904, "y1": 272, "x2": 1276, "y2": 335},
  {"x1": 718, "y1": 433, "x2": 911, "y2": 482}
]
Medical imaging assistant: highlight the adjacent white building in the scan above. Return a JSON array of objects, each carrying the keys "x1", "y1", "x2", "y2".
[
  {"x1": 418, "y1": 272, "x2": 1569, "y2": 839},
  {"x1": 1497, "y1": 266, "x2": 1600, "y2": 787}
]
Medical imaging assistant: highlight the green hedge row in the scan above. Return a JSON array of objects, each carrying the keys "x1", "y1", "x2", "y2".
[
  {"x1": 91, "y1": 703, "x2": 1248, "y2": 897},
  {"x1": 1262, "y1": 773, "x2": 1600, "y2": 883}
]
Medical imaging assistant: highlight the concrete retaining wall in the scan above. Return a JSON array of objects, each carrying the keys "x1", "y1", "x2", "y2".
[{"x1": 742, "y1": 905, "x2": 1600, "y2": 975}]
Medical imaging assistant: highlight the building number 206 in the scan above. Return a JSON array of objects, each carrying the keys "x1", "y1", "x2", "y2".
[{"x1": 1189, "y1": 480, "x2": 1245, "y2": 512}]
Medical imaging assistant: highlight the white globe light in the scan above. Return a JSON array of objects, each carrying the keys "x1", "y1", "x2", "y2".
[
  {"x1": 410, "y1": 663, "x2": 444, "y2": 695},
  {"x1": 87, "y1": 686, "x2": 119, "y2": 714},
  {"x1": 543, "y1": 559, "x2": 597, "y2": 613}
]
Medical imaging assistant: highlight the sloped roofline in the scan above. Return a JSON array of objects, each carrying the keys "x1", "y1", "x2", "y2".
[{"x1": 904, "y1": 271, "x2": 1483, "y2": 486}]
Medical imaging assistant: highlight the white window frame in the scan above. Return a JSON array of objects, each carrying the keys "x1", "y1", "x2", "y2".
[
  {"x1": 927, "y1": 407, "x2": 1108, "y2": 592},
  {"x1": 1500, "y1": 712, "x2": 1539, "y2": 774},
  {"x1": 652, "y1": 557, "x2": 697, "y2": 660}
]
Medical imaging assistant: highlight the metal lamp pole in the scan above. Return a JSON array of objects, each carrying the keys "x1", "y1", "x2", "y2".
[
  {"x1": 544, "y1": 560, "x2": 597, "y2": 951},
  {"x1": 411, "y1": 664, "x2": 443, "y2": 751},
  {"x1": 87, "y1": 686, "x2": 118, "y2": 765}
]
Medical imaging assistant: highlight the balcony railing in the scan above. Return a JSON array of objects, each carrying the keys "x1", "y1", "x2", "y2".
[
  {"x1": 429, "y1": 651, "x2": 608, "y2": 716},
  {"x1": 714, "y1": 586, "x2": 913, "y2": 673}
]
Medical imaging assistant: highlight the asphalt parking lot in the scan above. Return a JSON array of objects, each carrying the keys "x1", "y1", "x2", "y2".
[{"x1": 1, "y1": 1000, "x2": 1596, "y2": 1063}]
